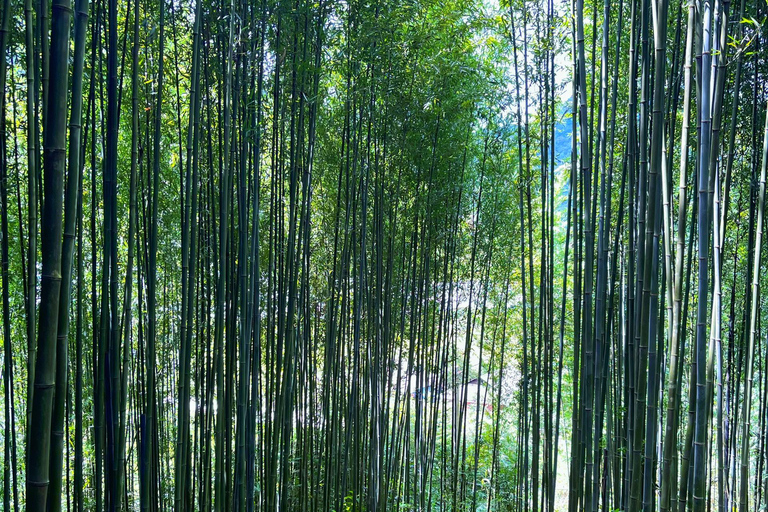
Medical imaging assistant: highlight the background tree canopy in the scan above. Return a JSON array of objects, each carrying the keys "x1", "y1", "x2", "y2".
[{"x1": 0, "y1": 0, "x2": 767, "y2": 509}]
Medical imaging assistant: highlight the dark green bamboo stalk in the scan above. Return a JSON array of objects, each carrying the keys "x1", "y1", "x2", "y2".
[
  {"x1": 25, "y1": 0, "x2": 72, "y2": 506},
  {"x1": 23, "y1": 0, "x2": 39, "y2": 441},
  {"x1": 46, "y1": 0, "x2": 88, "y2": 506}
]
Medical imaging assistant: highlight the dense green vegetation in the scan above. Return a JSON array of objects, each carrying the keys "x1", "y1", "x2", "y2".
[{"x1": 0, "y1": 0, "x2": 767, "y2": 508}]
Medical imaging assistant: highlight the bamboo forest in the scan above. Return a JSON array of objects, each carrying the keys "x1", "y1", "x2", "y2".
[{"x1": 1, "y1": 0, "x2": 768, "y2": 504}]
